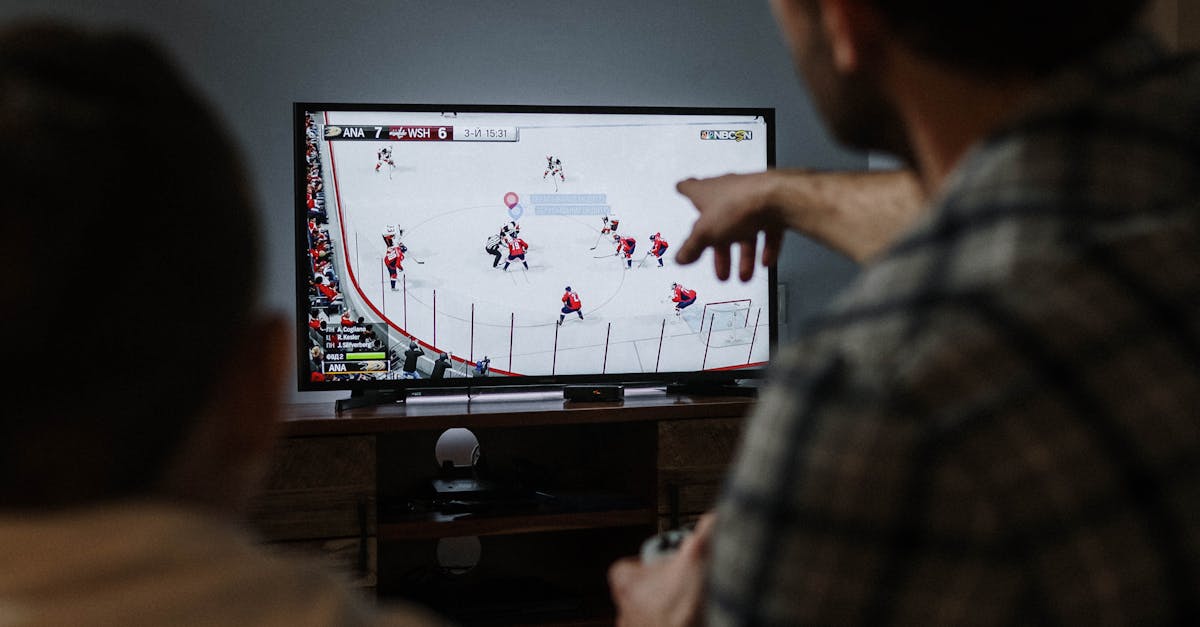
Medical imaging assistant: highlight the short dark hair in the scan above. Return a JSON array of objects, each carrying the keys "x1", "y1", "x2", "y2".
[
  {"x1": 866, "y1": 0, "x2": 1150, "y2": 75},
  {"x1": 0, "y1": 22, "x2": 260, "y2": 507},
  {"x1": 792, "y1": 0, "x2": 1150, "y2": 76}
]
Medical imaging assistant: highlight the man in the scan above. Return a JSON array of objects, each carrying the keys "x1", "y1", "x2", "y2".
[
  {"x1": 649, "y1": 232, "x2": 669, "y2": 267},
  {"x1": 431, "y1": 352, "x2": 451, "y2": 380},
  {"x1": 402, "y1": 340, "x2": 425, "y2": 379},
  {"x1": 384, "y1": 242, "x2": 406, "y2": 291},
  {"x1": 0, "y1": 22, "x2": 437, "y2": 626},
  {"x1": 313, "y1": 273, "x2": 340, "y2": 304},
  {"x1": 613, "y1": 233, "x2": 637, "y2": 269},
  {"x1": 485, "y1": 231, "x2": 504, "y2": 268},
  {"x1": 670, "y1": 282, "x2": 697, "y2": 314},
  {"x1": 559, "y1": 286, "x2": 584, "y2": 325},
  {"x1": 502, "y1": 233, "x2": 530, "y2": 271},
  {"x1": 611, "y1": 0, "x2": 1200, "y2": 624}
]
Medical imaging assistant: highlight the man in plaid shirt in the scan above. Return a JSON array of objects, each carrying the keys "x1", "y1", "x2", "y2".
[{"x1": 610, "y1": 0, "x2": 1200, "y2": 624}]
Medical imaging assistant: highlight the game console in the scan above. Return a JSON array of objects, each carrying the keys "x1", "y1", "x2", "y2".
[{"x1": 562, "y1": 384, "x2": 624, "y2": 402}]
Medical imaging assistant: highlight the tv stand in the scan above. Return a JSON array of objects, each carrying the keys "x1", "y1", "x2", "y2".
[
  {"x1": 340, "y1": 383, "x2": 648, "y2": 412},
  {"x1": 336, "y1": 388, "x2": 408, "y2": 412},
  {"x1": 260, "y1": 394, "x2": 754, "y2": 624}
]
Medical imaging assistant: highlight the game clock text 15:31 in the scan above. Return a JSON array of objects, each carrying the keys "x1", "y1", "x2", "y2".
[{"x1": 455, "y1": 126, "x2": 518, "y2": 141}]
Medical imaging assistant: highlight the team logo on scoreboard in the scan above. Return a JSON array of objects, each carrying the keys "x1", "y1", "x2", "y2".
[
  {"x1": 700, "y1": 129, "x2": 753, "y2": 142},
  {"x1": 323, "y1": 126, "x2": 343, "y2": 138}
]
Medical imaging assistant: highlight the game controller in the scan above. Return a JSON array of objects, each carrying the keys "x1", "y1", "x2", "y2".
[{"x1": 639, "y1": 528, "x2": 694, "y2": 564}]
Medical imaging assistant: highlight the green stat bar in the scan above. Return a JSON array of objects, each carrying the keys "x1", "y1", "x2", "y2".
[{"x1": 346, "y1": 352, "x2": 387, "y2": 360}]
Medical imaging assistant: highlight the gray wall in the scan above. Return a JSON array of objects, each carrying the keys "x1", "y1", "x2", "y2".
[{"x1": 1, "y1": 0, "x2": 864, "y2": 402}]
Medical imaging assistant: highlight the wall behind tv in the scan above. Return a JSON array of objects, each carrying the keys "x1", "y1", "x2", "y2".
[{"x1": 2, "y1": 0, "x2": 867, "y2": 401}]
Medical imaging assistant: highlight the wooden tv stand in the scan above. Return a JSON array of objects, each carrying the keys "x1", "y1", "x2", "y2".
[{"x1": 250, "y1": 390, "x2": 752, "y2": 625}]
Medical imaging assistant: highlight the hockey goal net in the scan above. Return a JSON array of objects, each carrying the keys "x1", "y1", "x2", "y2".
[
  {"x1": 699, "y1": 299, "x2": 752, "y2": 334},
  {"x1": 693, "y1": 299, "x2": 755, "y2": 347}
]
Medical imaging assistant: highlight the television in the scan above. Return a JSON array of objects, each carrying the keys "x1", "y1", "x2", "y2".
[{"x1": 296, "y1": 103, "x2": 776, "y2": 395}]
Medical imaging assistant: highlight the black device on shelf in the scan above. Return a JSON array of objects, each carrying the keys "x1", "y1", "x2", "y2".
[
  {"x1": 297, "y1": 103, "x2": 777, "y2": 401},
  {"x1": 562, "y1": 384, "x2": 624, "y2": 402}
]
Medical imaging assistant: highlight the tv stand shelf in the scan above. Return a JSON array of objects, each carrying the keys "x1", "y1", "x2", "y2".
[
  {"x1": 282, "y1": 391, "x2": 752, "y2": 434},
  {"x1": 255, "y1": 392, "x2": 752, "y2": 625},
  {"x1": 379, "y1": 509, "x2": 655, "y2": 540}
]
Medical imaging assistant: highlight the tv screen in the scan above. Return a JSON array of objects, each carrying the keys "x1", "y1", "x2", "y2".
[{"x1": 297, "y1": 103, "x2": 775, "y2": 390}]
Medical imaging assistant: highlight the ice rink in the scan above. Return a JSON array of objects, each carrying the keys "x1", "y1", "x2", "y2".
[{"x1": 317, "y1": 109, "x2": 772, "y2": 378}]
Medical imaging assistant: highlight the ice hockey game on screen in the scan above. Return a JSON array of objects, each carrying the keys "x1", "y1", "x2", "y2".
[{"x1": 301, "y1": 107, "x2": 772, "y2": 384}]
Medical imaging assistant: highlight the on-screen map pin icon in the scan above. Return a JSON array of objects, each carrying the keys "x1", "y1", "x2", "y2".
[{"x1": 504, "y1": 192, "x2": 523, "y2": 221}]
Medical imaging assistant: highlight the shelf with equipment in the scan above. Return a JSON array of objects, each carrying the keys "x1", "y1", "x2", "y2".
[{"x1": 253, "y1": 392, "x2": 752, "y2": 625}]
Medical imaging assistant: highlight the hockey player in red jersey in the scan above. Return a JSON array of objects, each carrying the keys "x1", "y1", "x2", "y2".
[
  {"x1": 613, "y1": 233, "x2": 637, "y2": 269},
  {"x1": 312, "y1": 275, "x2": 339, "y2": 306},
  {"x1": 310, "y1": 240, "x2": 330, "y2": 263},
  {"x1": 558, "y1": 286, "x2": 584, "y2": 326},
  {"x1": 502, "y1": 235, "x2": 529, "y2": 271},
  {"x1": 671, "y1": 282, "x2": 697, "y2": 314},
  {"x1": 649, "y1": 232, "x2": 669, "y2": 267},
  {"x1": 340, "y1": 311, "x2": 365, "y2": 327},
  {"x1": 384, "y1": 243, "x2": 406, "y2": 290}
]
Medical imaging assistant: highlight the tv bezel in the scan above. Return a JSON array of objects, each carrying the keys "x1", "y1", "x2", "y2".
[{"x1": 295, "y1": 102, "x2": 777, "y2": 393}]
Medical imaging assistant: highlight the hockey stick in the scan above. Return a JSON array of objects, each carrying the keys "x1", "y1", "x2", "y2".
[
  {"x1": 588, "y1": 231, "x2": 604, "y2": 250},
  {"x1": 637, "y1": 252, "x2": 652, "y2": 268}
]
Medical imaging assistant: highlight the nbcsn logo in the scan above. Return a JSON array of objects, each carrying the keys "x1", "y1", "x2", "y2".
[{"x1": 700, "y1": 129, "x2": 753, "y2": 142}]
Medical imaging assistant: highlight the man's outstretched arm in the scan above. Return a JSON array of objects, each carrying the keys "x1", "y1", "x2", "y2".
[{"x1": 675, "y1": 169, "x2": 925, "y2": 280}]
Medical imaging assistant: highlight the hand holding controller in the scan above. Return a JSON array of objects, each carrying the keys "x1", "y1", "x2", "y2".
[
  {"x1": 639, "y1": 527, "x2": 695, "y2": 565},
  {"x1": 610, "y1": 515, "x2": 714, "y2": 626}
]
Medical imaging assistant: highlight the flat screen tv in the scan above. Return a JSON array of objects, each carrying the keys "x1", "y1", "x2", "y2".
[{"x1": 297, "y1": 103, "x2": 776, "y2": 393}]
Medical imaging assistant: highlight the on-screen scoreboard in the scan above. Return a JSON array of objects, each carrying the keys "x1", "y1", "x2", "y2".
[{"x1": 323, "y1": 124, "x2": 518, "y2": 142}]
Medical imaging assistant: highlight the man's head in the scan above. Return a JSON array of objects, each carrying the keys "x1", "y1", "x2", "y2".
[
  {"x1": 857, "y1": 0, "x2": 1147, "y2": 76},
  {"x1": 0, "y1": 22, "x2": 285, "y2": 511},
  {"x1": 770, "y1": 0, "x2": 1149, "y2": 154}
]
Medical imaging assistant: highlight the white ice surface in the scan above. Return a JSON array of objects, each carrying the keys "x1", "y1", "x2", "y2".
[{"x1": 317, "y1": 110, "x2": 771, "y2": 377}]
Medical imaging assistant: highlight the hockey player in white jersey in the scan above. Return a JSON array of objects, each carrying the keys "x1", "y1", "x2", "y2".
[
  {"x1": 543, "y1": 155, "x2": 564, "y2": 182},
  {"x1": 382, "y1": 224, "x2": 405, "y2": 248},
  {"x1": 375, "y1": 146, "x2": 395, "y2": 174}
]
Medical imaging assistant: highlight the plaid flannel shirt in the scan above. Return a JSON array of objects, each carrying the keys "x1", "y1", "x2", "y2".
[{"x1": 710, "y1": 33, "x2": 1200, "y2": 626}]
